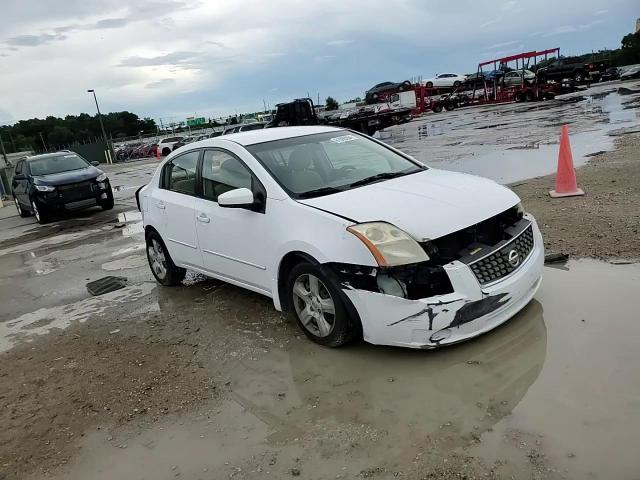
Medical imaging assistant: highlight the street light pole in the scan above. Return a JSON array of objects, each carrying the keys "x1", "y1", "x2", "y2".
[{"x1": 87, "y1": 89, "x2": 114, "y2": 163}]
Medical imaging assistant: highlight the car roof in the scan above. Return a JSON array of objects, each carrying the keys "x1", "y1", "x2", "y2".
[
  {"x1": 206, "y1": 126, "x2": 344, "y2": 146},
  {"x1": 26, "y1": 151, "x2": 79, "y2": 162}
]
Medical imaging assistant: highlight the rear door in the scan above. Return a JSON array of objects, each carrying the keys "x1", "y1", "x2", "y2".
[
  {"x1": 152, "y1": 149, "x2": 202, "y2": 268},
  {"x1": 192, "y1": 148, "x2": 270, "y2": 293}
]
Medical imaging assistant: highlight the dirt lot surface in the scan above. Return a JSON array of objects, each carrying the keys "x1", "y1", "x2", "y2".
[
  {"x1": 513, "y1": 133, "x2": 640, "y2": 259},
  {"x1": 1, "y1": 80, "x2": 640, "y2": 480}
]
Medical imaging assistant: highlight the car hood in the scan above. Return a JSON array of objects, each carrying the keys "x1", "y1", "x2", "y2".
[
  {"x1": 33, "y1": 166, "x2": 103, "y2": 186},
  {"x1": 298, "y1": 169, "x2": 520, "y2": 240}
]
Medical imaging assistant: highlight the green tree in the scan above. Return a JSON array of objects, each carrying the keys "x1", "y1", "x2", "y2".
[
  {"x1": 325, "y1": 96, "x2": 339, "y2": 110},
  {"x1": 47, "y1": 126, "x2": 75, "y2": 148}
]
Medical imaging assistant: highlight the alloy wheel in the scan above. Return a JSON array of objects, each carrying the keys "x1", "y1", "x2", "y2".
[
  {"x1": 292, "y1": 273, "x2": 336, "y2": 337},
  {"x1": 31, "y1": 201, "x2": 40, "y2": 223},
  {"x1": 148, "y1": 239, "x2": 167, "y2": 280}
]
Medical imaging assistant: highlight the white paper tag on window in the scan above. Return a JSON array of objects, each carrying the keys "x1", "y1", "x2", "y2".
[{"x1": 329, "y1": 134, "x2": 358, "y2": 144}]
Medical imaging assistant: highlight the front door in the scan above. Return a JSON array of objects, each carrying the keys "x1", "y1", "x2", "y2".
[
  {"x1": 153, "y1": 149, "x2": 202, "y2": 268},
  {"x1": 193, "y1": 149, "x2": 270, "y2": 293},
  {"x1": 11, "y1": 160, "x2": 28, "y2": 206}
]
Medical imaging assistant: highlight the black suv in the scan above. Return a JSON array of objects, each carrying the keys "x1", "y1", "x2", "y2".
[
  {"x1": 536, "y1": 57, "x2": 610, "y2": 83},
  {"x1": 11, "y1": 152, "x2": 114, "y2": 224}
]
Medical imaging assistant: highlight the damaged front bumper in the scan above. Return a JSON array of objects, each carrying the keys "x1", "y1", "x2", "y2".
[{"x1": 342, "y1": 215, "x2": 545, "y2": 349}]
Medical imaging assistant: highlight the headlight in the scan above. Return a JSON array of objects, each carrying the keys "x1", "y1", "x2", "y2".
[
  {"x1": 96, "y1": 173, "x2": 108, "y2": 182},
  {"x1": 35, "y1": 185, "x2": 56, "y2": 192},
  {"x1": 347, "y1": 222, "x2": 429, "y2": 267}
]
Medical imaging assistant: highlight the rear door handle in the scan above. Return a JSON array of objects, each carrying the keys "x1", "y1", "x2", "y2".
[
  {"x1": 197, "y1": 213, "x2": 210, "y2": 224},
  {"x1": 156, "y1": 201, "x2": 165, "y2": 210}
]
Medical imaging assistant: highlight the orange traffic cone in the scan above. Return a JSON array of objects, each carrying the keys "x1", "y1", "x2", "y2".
[
  {"x1": 549, "y1": 124, "x2": 584, "y2": 198},
  {"x1": 156, "y1": 145, "x2": 161, "y2": 160}
]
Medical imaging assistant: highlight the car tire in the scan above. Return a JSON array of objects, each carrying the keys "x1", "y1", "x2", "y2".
[
  {"x1": 426, "y1": 81, "x2": 434, "y2": 88},
  {"x1": 14, "y1": 197, "x2": 31, "y2": 217},
  {"x1": 162, "y1": 147, "x2": 171, "y2": 156},
  {"x1": 432, "y1": 103, "x2": 443, "y2": 113},
  {"x1": 514, "y1": 92, "x2": 525, "y2": 103},
  {"x1": 146, "y1": 231, "x2": 186, "y2": 286},
  {"x1": 30, "y1": 198, "x2": 49, "y2": 224},
  {"x1": 100, "y1": 188, "x2": 115, "y2": 210},
  {"x1": 573, "y1": 71, "x2": 584, "y2": 83},
  {"x1": 287, "y1": 262, "x2": 357, "y2": 348},
  {"x1": 453, "y1": 80, "x2": 461, "y2": 88}
]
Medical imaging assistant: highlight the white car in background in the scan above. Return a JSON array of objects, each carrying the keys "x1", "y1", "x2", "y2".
[
  {"x1": 158, "y1": 136, "x2": 186, "y2": 156},
  {"x1": 423, "y1": 73, "x2": 467, "y2": 88},
  {"x1": 137, "y1": 126, "x2": 543, "y2": 349}
]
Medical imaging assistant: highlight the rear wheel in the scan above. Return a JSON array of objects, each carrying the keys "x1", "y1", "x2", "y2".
[
  {"x1": 426, "y1": 81, "x2": 434, "y2": 88},
  {"x1": 146, "y1": 231, "x2": 186, "y2": 286},
  {"x1": 287, "y1": 262, "x2": 356, "y2": 348},
  {"x1": 432, "y1": 103, "x2": 443, "y2": 113},
  {"x1": 453, "y1": 80, "x2": 461, "y2": 88},
  {"x1": 162, "y1": 147, "x2": 171, "y2": 156},
  {"x1": 14, "y1": 197, "x2": 30, "y2": 217},
  {"x1": 514, "y1": 92, "x2": 525, "y2": 103}
]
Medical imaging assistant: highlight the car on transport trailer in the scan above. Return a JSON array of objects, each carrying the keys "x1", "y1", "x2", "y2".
[{"x1": 136, "y1": 126, "x2": 544, "y2": 349}]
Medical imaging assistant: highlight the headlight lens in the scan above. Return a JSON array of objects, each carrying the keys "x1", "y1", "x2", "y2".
[
  {"x1": 347, "y1": 222, "x2": 429, "y2": 267},
  {"x1": 96, "y1": 173, "x2": 108, "y2": 182},
  {"x1": 35, "y1": 185, "x2": 56, "y2": 192}
]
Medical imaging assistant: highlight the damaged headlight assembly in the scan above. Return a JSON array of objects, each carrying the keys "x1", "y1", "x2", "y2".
[{"x1": 347, "y1": 222, "x2": 430, "y2": 298}]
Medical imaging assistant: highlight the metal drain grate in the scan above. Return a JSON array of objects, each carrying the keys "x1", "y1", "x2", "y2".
[{"x1": 86, "y1": 276, "x2": 128, "y2": 296}]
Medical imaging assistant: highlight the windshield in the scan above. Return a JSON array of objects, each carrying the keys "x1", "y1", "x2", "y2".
[
  {"x1": 28, "y1": 154, "x2": 90, "y2": 176},
  {"x1": 247, "y1": 131, "x2": 426, "y2": 198}
]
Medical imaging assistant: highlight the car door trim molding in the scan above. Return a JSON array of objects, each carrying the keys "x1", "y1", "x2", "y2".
[
  {"x1": 168, "y1": 238, "x2": 198, "y2": 249},
  {"x1": 201, "y1": 248, "x2": 266, "y2": 270}
]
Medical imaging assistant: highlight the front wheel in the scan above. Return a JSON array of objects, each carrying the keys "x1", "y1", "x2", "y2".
[
  {"x1": 425, "y1": 81, "x2": 434, "y2": 88},
  {"x1": 453, "y1": 80, "x2": 461, "y2": 87},
  {"x1": 31, "y1": 198, "x2": 49, "y2": 224},
  {"x1": 287, "y1": 263, "x2": 357, "y2": 348},
  {"x1": 146, "y1": 231, "x2": 186, "y2": 286},
  {"x1": 100, "y1": 189, "x2": 114, "y2": 210}
]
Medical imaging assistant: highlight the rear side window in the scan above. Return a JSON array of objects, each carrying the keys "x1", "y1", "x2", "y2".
[
  {"x1": 15, "y1": 161, "x2": 23, "y2": 175},
  {"x1": 201, "y1": 150, "x2": 252, "y2": 202},
  {"x1": 163, "y1": 150, "x2": 199, "y2": 195}
]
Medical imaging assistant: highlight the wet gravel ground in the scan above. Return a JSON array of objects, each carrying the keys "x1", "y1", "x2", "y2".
[{"x1": 1, "y1": 80, "x2": 639, "y2": 480}]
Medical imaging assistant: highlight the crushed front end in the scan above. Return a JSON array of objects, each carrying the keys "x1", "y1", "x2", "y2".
[{"x1": 329, "y1": 208, "x2": 544, "y2": 348}]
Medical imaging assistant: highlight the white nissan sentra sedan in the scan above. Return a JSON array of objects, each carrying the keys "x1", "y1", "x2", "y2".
[{"x1": 137, "y1": 126, "x2": 544, "y2": 349}]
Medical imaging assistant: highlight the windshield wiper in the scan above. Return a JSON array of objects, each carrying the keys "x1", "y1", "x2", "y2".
[
  {"x1": 297, "y1": 186, "x2": 345, "y2": 199},
  {"x1": 348, "y1": 171, "x2": 413, "y2": 188}
]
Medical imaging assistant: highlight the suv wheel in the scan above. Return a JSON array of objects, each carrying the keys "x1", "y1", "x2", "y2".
[
  {"x1": 287, "y1": 262, "x2": 357, "y2": 348},
  {"x1": 100, "y1": 188, "x2": 115, "y2": 210},
  {"x1": 146, "y1": 231, "x2": 186, "y2": 286},
  {"x1": 15, "y1": 197, "x2": 30, "y2": 217},
  {"x1": 574, "y1": 71, "x2": 584, "y2": 83},
  {"x1": 31, "y1": 198, "x2": 49, "y2": 224}
]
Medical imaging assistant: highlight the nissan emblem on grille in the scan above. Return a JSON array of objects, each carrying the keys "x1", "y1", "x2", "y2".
[
  {"x1": 507, "y1": 249, "x2": 520, "y2": 267},
  {"x1": 469, "y1": 224, "x2": 534, "y2": 285}
]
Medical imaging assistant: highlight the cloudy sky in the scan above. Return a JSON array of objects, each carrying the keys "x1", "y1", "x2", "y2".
[{"x1": 0, "y1": 0, "x2": 637, "y2": 125}]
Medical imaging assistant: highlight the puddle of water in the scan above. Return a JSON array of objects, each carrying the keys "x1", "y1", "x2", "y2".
[
  {"x1": 0, "y1": 282, "x2": 156, "y2": 353},
  {"x1": 28, "y1": 259, "x2": 640, "y2": 479},
  {"x1": 385, "y1": 87, "x2": 640, "y2": 184}
]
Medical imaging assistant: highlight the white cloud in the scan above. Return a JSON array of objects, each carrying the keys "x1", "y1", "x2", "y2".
[{"x1": 327, "y1": 39, "x2": 354, "y2": 46}]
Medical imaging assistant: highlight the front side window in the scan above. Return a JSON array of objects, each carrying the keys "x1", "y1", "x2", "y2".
[
  {"x1": 247, "y1": 131, "x2": 425, "y2": 198},
  {"x1": 165, "y1": 150, "x2": 199, "y2": 195},
  {"x1": 201, "y1": 150, "x2": 252, "y2": 201},
  {"x1": 28, "y1": 154, "x2": 89, "y2": 176},
  {"x1": 15, "y1": 161, "x2": 23, "y2": 175}
]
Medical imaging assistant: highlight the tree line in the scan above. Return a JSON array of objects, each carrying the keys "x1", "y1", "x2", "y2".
[{"x1": 0, "y1": 111, "x2": 157, "y2": 154}]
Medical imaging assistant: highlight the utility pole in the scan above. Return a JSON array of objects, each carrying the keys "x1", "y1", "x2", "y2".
[
  {"x1": 7, "y1": 131, "x2": 16, "y2": 153},
  {"x1": 39, "y1": 132, "x2": 47, "y2": 152},
  {"x1": 0, "y1": 134, "x2": 8, "y2": 165},
  {"x1": 87, "y1": 89, "x2": 115, "y2": 163}
]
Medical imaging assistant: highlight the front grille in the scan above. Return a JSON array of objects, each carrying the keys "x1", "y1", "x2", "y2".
[
  {"x1": 58, "y1": 181, "x2": 94, "y2": 201},
  {"x1": 469, "y1": 225, "x2": 534, "y2": 285}
]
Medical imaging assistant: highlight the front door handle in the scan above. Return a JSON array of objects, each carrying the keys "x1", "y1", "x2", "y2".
[
  {"x1": 156, "y1": 201, "x2": 166, "y2": 210},
  {"x1": 197, "y1": 213, "x2": 210, "y2": 224}
]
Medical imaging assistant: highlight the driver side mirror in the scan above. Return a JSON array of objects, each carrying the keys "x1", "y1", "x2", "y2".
[
  {"x1": 91, "y1": 161, "x2": 100, "y2": 166},
  {"x1": 218, "y1": 188, "x2": 255, "y2": 208}
]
